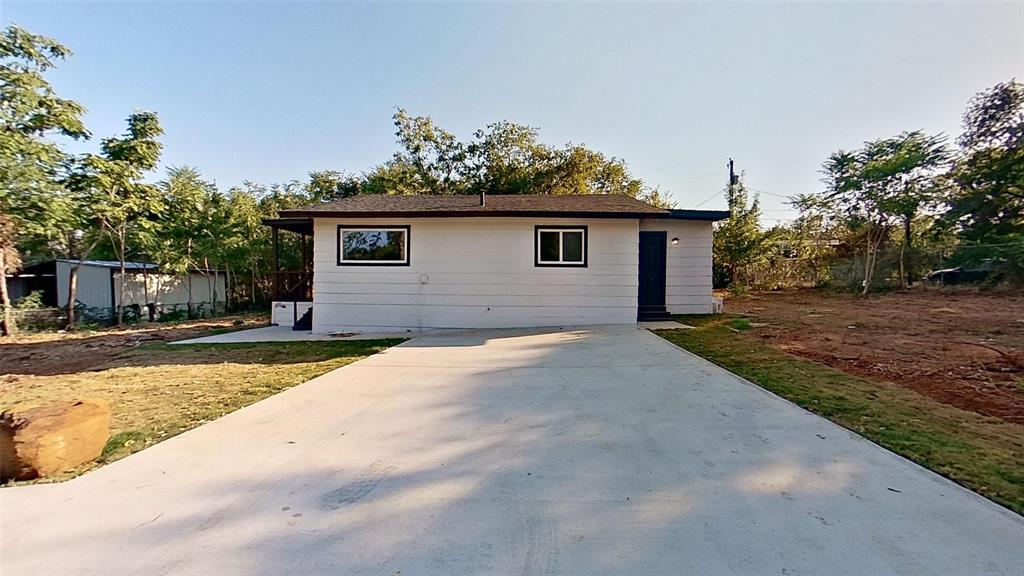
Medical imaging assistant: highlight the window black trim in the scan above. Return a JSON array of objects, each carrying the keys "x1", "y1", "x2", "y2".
[
  {"x1": 534, "y1": 225, "x2": 588, "y2": 268},
  {"x1": 337, "y1": 225, "x2": 411, "y2": 266}
]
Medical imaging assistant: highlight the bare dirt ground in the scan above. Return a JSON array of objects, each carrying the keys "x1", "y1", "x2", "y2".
[
  {"x1": 0, "y1": 315, "x2": 269, "y2": 377},
  {"x1": 727, "y1": 289, "x2": 1024, "y2": 424}
]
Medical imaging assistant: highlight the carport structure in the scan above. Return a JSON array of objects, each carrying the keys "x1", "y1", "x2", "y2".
[{"x1": 263, "y1": 217, "x2": 313, "y2": 329}]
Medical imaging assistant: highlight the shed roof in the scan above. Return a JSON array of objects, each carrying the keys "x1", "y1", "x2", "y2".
[
  {"x1": 44, "y1": 260, "x2": 223, "y2": 273},
  {"x1": 57, "y1": 259, "x2": 159, "y2": 270}
]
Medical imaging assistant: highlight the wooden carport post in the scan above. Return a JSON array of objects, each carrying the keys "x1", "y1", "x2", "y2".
[{"x1": 271, "y1": 226, "x2": 280, "y2": 302}]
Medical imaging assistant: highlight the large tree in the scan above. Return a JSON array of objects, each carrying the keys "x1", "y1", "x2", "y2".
[
  {"x1": 713, "y1": 174, "x2": 772, "y2": 288},
  {"x1": 799, "y1": 131, "x2": 948, "y2": 293},
  {"x1": 0, "y1": 25, "x2": 89, "y2": 335},
  {"x1": 221, "y1": 184, "x2": 271, "y2": 306},
  {"x1": 860, "y1": 131, "x2": 949, "y2": 286},
  {"x1": 70, "y1": 111, "x2": 164, "y2": 325},
  {"x1": 387, "y1": 109, "x2": 468, "y2": 194},
  {"x1": 230, "y1": 179, "x2": 315, "y2": 296},
  {"x1": 305, "y1": 170, "x2": 363, "y2": 202},
  {"x1": 464, "y1": 120, "x2": 552, "y2": 195},
  {"x1": 328, "y1": 110, "x2": 669, "y2": 206},
  {"x1": 0, "y1": 214, "x2": 21, "y2": 335},
  {"x1": 144, "y1": 166, "x2": 218, "y2": 318},
  {"x1": 946, "y1": 80, "x2": 1024, "y2": 280}
]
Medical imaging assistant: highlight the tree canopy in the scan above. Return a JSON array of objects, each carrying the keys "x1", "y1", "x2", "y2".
[
  {"x1": 713, "y1": 174, "x2": 773, "y2": 288},
  {"x1": 946, "y1": 80, "x2": 1024, "y2": 277},
  {"x1": 325, "y1": 110, "x2": 670, "y2": 206},
  {"x1": 0, "y1": 25, "x2": 89, "y2": 216},
  {"x1": 795, "y1": 131, "x2": 949, "y2": 292},
  {"x1": 725, "y1": 82, "x2": 1019, "y2": 293},
  {"x1": 63, "y1": 111, "x2": 165, "y2": 324},
  {"x1": 0, "y1": 25, "x2": 89, "y2": 334}
]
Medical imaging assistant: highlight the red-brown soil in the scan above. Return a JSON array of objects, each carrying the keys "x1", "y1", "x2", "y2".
[
  {"x1": 727, "y1": 289, "x2": 1024, "y2": 424},
  {"x1": 0, "y1": 315, "x2": 269, "y2": 378}
]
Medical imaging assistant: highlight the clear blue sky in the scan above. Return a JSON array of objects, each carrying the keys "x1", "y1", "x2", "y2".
[{"x1": 6, "y1": 1, "x2": 1022, "y2": 223}]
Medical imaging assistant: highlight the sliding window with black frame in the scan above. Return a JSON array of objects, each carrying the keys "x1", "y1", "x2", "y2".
[{"x1": 534, "y1": 225, "x2": 588, "y2": 267}]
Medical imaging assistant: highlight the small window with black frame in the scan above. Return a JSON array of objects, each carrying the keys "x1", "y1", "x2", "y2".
[{"x1": 535, "y1": 226, "x2": 587, "y2": 267}]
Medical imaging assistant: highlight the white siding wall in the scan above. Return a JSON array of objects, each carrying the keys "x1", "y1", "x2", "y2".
[
  {"x1": 312, "y1": 217, "x2": 639, "y2": 333},
  {"x1": 639, "y1": 219, "x2": 715, "y2": 314}
]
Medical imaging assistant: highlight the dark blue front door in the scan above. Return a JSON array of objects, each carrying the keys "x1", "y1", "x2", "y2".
[{"x1": 638, "y1": 231, "x2": 667, "y2": 310}]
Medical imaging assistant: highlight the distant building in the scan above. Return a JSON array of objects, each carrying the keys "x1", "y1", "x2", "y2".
[{"x1": 6, "y1": 259, "x2": 226, "y2": 315}]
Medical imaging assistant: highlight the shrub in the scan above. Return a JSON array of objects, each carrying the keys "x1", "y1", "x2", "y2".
[
  {"x1": 730, "y1": 318, "x2": 752, "y2": 330},
  {"x1": 158, "y1": 307, "x2": 187, "y2": 323},
  {"x1": 13, "y1": 291, "x2": 45, "y2": 310}
]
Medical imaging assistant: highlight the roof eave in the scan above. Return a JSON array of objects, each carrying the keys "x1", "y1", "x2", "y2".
[
  {"x1": 666, "y1": 209, "x2": 731, "y2": 222},
  {"x1": 276, "y1": 210, "x2": 669, "y2": 219},
  {"x1": 262, "y1": 217, "x2": 314, "y2": 234}
]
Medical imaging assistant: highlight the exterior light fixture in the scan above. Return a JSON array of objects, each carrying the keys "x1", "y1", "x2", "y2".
[{"x1": 671, "y1": 237, "x2": 680, "y2": 246}]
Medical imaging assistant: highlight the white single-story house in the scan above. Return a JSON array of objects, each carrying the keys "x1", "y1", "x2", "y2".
[
  {"x1": 265, "y1": 194, "x2": 728, "y2": 333},
  {"x1": 7, "y1": 259, "x2": 226, "y2": 316}
]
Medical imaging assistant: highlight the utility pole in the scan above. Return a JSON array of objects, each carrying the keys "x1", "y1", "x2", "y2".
[{"x1": 728, "y1": 158, "x2": 738, "y2": 187}]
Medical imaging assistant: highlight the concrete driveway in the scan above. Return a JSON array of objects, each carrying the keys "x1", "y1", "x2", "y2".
[{"x1": 1, "y1": 327, "x2": 1021, "y2": 575}]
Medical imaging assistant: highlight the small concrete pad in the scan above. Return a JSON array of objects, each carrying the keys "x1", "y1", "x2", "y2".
[
  {"x1": 171, "y1": 325, "x2": 441, "y2": 344},
  {"x1": 171, "y1": 325, "x2": 335, "y2": 344},
  {"x1": 3, "y1": 326, "x2": 1021, "y2": 574},
  {"x1": 638, "y1": 320, "x2": 694, "y2": 330}
]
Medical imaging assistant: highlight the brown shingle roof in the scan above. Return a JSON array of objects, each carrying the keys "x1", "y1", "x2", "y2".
[{"x1": 279, "y1": 194, "x2": 670, "y2": 218}]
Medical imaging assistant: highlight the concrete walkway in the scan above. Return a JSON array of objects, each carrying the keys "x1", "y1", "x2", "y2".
[
  {"x1": 171, "y1": 323, "x2": 691, "y2": 345},
  {"x1": 173, "y1": 324, "x2": 483, "y2": 344},
  {"x1": 1, "y1": 327, "x2": 1021, "y2": 575}
]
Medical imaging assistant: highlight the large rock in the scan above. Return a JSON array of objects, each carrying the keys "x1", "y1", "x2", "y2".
[{"x1": 0, "y1": 399, "x2": 111, "y2": 481}]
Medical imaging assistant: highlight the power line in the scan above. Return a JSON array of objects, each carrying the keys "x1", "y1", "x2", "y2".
[
  {"x1": 747, "y1": 187, "x2": 798, "y2": 200},
  {"x1": 692, "y1": 158, "x2": 737, "y2": 209},
  {"x1": 693, "y1": 188, "x2": 727, "y2": 208},
  {"x1": 704, "y1": 159, "x2": 800, "y2": 214}
]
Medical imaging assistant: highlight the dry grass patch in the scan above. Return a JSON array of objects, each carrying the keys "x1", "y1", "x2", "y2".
[{"x1": 1, "y1": 339, "x2": 402, "y2": 482}]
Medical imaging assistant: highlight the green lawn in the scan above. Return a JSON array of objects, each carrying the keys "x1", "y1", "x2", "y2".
[
  {"x1": 2, "y1": 339, "x2": 403, "y2": 482},
  {"x1": 656, "y1": 315, "x2": 1024, "y2": 516}
]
